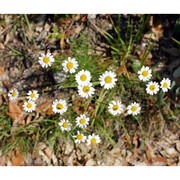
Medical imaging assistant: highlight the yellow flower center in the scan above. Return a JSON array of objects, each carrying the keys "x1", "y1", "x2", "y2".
[
  {"x1": 90, "y1": 138, "x2": 97, "y2": 145},
  {"x1": 83, "y1": 86, "x2": 90, "y2": 93},
  {"x1": 27, "y1": 103, "x2": 33, "y2": 109},
  {"x1": 12, "y1": 92, "x2": 17, "y2": 97},
  {"x1": 56, "y1": 103, "x2": 63, "y2": 110},
  {"x1": 63, "y1": 122, "x2": 69, "y2": 128},
  {"x1": 80, "y1": 74, "x2": 87, "y2": 81},
  {"x1": 142, "y1": 70, "x2": 148, "y2": 77},
  {"x1": 105, "y1": 76, "x2": 112, "y2": 83},
  {"x1": 113, "y1": 104, "x2": 119, "y2": 110},
  {"x1": 43, "y1": 56, "x2": 50, "y2": 64},
  {"x1": 77, "y1": 134, "x2": 83, "y2": 140},
  {"x1": 66, "y1": 62, "x2": 74, "y2": 69},
  {"x1": 149, "y1": 85, "x2": 155, "y2": 91},
  {"x1": 80, "y1": 118, "x2": 86, "y2": 124},
  {"x1": 163, "y1": 82, "x2": 168, "y2": 88},
  {"x1": 30, "y1": 93, "x2": 36, "y2": 98},
  {"x1": 131, "y1": 106, "x2": 137, "y2": 112}
]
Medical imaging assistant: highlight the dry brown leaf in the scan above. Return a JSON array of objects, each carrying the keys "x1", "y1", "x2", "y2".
[
  {"x1": 125, "y1": 150, "x2": 133, "y2": 162},
  {"x1": 33, "y1": 157, "x2": 44, "y2": 166},
  {"x1": 64, "y1": 141, "x2": 74, "y2": 155},
  {"x1": 117, "y1": 63, "x2": 130, "y2": 79},
  {"x1": 117, "y1": 64, "x2": 126, "y2": 76},
  {"x1": 36, "y1": 143, "x2": 57, "y2": 165},
  {"x1": 60, "y1": 32, "x2": 66, "y2": 50},
  {"x1": 36, "y1": 101, "x2": 54, "y2": 115},
  {"x1": 152, "y1": 157, "x2": 167, "y2": 163},
  {"x1": 26, "y1": 115, "x2": 33, "y2": 124},
  {"x1": 7, "y1": 101, "x2": 26, "y2": 124},
  {"x1": 2, "y1": 79, "x2": 11, "y2": 89},
  {"x1": 168, "y1": 162, "x2": 177, "y2": 166},
  {"x1": 0, "y1": 42, "x2": 5, "y2": 50},
  {"x1": 44, "y1": 147, "x2": 53, "y2": 159},
  {"x1": 46, "y1": 107, "x2": 54, "y2": 116},
  {"x1": 12, "y1": 150, "x2": 24, "y2": 166},
  {"x1": 165, "y1": 147, "x2": 178, "y2": 157},
  {"x1": 73, "y1": 106, "x2": 82, "y2": 115},
  {"x1": 0, "y1": 156, "x2": 6, "y2": 166},
  {"x1": 134, "y1": 162, "x2": 148, "y2": 166},
  {"x1": 133, "y1": 133, "x2": 139, "y2": 151},
  {"x1": 85, "y1": 158, "x2": 96, "y2": 166},
  {"x1": 138, "y1": 52, "x2": 153, "y2": 66},
  {"x1": 95, "y1": 58, "x2": 111, "y2": 69},
  {"x1": 0, "y1": 95, "x2": 2, "y2": 107},
  {"x1": 0, "y1": 66, "x2": 4, "y2": 76},
  {"x1": 145, "y1": 149, "x2": 153, "y2": 163},
  {"x1": 144, "y1": 16, "x2": 163, "y2": 41},
  {"x1": 38, "y1": 149, "x2": 51, "y2": 165},
  {"x1": 72, "y1": 98, "x2": 83, "y2": 115},
  {"x1": 176, "y1": 142, "x2": 180, "y2": 153},
  {"x1": 81, "y1": 15, "x2": 87, "y2": 22}
]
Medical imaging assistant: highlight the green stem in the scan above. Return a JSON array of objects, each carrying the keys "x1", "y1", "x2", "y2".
[
  {"x1": 119, "y1": 119, "x2": 131, "y2": 146},
  {"x1": 134, "y1": 116, "x2": 146, "y2": 146},
  {"x1": 135, "y1": 116, "x2": 145, "y2": 136},
  {"x1": 157, "y1": 90, "x2": 168, "y2": 123},
  {"x1": 94, "y1": 88, "x2": 106, "y2": 118},
  {"x1": 91, "y1": 88, "x2": 107, "y2": 127}
]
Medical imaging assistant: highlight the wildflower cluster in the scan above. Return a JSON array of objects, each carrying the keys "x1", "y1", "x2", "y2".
[
  {"x1": 7, "y1": 53, "x2": 172, "y2": 147},
  {"x1": 76, "y1": 70, "x2": 95, "y2": 99},
  {"x1": 73, "y1": 114, "x2": 101, "y2": 145},
  {"x1": 138, "y1": 66, "x2": 171, "y2": 95},
  {"x1": 58, "y1": 114, "x2": 101, "y2": 145}
]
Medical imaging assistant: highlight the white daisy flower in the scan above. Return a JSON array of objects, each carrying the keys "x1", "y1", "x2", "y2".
[
  {"x1": 23, "y1": 100, "x2": 36, "y2": 113},
  {"x1": 160, "y1": 78, "x2": 171, "y2": 92},
  {"x1": 127, "y1": 102, "x2": 141, "y2": 116},
  {"x1": 78, "y1": 82, "x2": 95, "y2": 99},
  {"x1": 76, "y1": 114, "x2": 90, "y2": 128},
  {"x1": 99, "y1": 71, "x2": 117, "y2": 89},
  {"x1": 38, "y1": 53, "x2": 54, "y2": 68},
  {"x1": 138, "y1": 66, "x2": 152, "y2": 82},
  {"x1": 73, "y1": 131, "x2": 86, "y2": 144},
  {"x1": 108, "y1": 100, "x2": 124, "y2": 116},
  {"x1": 27, "y1": 90, "x2": 39, "y2": 101},
  {"x1": 87, "y1": 133, "x2": 101, "y2": 145},
  {"x1": 52, "y1": 99, "x2": 68, "y2": 114},
  {"x1": 146, "y1": 81, "x2": 160, "y2": 95},
  {"x1": 58, "y1": 119, "x2": 72, "y2": 131},
  {"x1": 75, "y1": 69, "x2": 91, "y2": 85},
  {"x1": 62, "y1": 57, "x2": 79, "y2": 74},
  {"x1": 8, "y1": 88, "x2": 19, "y2": 101}
]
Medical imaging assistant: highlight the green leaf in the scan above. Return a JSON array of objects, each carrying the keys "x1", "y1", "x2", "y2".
[{"x1": 52, "y1": 26, "x2": 59, "y2": 33}]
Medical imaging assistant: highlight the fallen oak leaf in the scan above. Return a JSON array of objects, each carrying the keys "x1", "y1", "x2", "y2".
[
  {"x1": 7, "y1": 101, "x2": 26, "y2": 124},
  {"x1": 11, "y1": 149, "x2": 25, "y2": 166},
  {"x1": 152, "y1": 157, "x2": 168, "y2": 163},
  {"x1": 36, "y1": 101, "x2": 54, "y2": 116},
  {"x1": 117, "y1": 63, "x2": 130, "y2": 78},
  {"x1": 117, "y1": 64, "x2": 126, "y2": 76}
]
